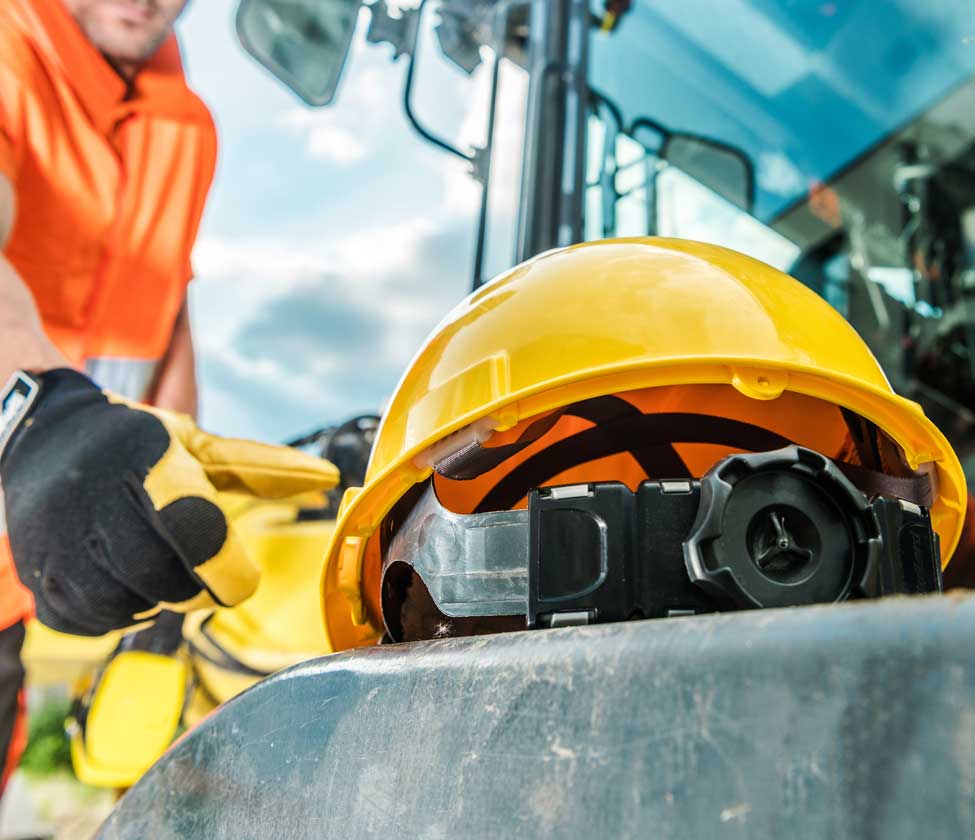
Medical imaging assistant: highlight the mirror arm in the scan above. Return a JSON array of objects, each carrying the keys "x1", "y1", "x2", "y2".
[
  {"x1": 629, "y1": 115, "x2": 670, "y2": 145},
  {"x1": 627, "y1": 116, "x2": 666, "y2": 234},
  {"x1": 647, "y1": 159, "x2": 660, "y2": 235},
  {"x1": 589, "y1": 88, "x2": 623, "y2": 239},
  {"x1": 404, "y1": 0, "x2": 477, "y2": 164},
  {"x1": 590, "y1": 87, "x2": 624, "y2": 132},
  {"x1": 631, "y1": 117, "x2": 757, "y2": 216}
]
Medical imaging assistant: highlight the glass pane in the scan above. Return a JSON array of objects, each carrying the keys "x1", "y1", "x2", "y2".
[
  {"x1": 590, "y1": 0, "x2": 975, "y2": 222},
  {"x1": 656, "y1": 167, "x2": 799, "y2": 270}
]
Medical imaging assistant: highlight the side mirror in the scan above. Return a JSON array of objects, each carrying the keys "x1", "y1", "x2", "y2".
[
  {"x1": 661, "y1": 133, "x2": 755, "y2": 213},
  {"x1": 236, "y1": 0, "x2": 363, "y2": 106}
]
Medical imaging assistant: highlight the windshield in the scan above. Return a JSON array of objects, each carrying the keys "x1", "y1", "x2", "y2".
[
  {"x1": 589, "y1": 0, "x2": 975, "y2": 222},
  {"x1": 586, "y1": 0, "x2": 975, "y2": 500}
]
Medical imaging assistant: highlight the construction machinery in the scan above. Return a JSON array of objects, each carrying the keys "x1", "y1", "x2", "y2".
[
  {"x1": 96, "y1": 2, "x2": 975, "y2": 837},
  {"x1": 234, "y1": 0, "x2": 975, "y2": 494}
]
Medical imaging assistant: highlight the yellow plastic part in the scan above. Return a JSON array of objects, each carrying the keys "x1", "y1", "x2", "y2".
[
  {"x1": 183, "y1": 500, "x2": 336, "y2": 716},
  {"x1": 70, "y1": 651, "x2": 186, "y2": 789},
  {"x1": 321, "y1": 237, "x2": 968, "y2": 651},
  {"x1": 21, "y1": 621, "x2": 120, "y2": 686}
]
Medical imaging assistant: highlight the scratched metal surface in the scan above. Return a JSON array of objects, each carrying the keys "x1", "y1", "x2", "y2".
[{"x1": 98, "y1": 594, "x2": 975, "y2": 839}]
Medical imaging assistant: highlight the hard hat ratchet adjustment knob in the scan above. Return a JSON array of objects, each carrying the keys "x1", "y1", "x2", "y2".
[{"x1": 684, "y1": 447, "x2": 883, "y2": 609}]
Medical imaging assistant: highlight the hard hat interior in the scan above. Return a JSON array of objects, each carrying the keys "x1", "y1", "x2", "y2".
[
  {"x1": 362, "y1": 384, "x2": 921, "y2": 637},
  {"x1": 431, "y1": 385, "x2": 912, "y2": 515}
]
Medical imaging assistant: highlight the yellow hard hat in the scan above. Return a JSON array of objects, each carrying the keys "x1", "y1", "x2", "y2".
[{"x1": 321, "y1": 237, "x2": 967, "y2": 650}]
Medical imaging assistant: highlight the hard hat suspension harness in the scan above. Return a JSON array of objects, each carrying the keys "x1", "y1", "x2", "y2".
[
  {"x1": 431, "y1": 397, "x2": 934, "y2": 512},
  {"x1": 381, "y1": 401, "x2": 940, "y2": 642}
]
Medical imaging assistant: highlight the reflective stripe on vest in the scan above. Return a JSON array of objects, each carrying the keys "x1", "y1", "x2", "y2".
[{"x1": 84, "y1": 357, "x2": 159, "y2": 402}]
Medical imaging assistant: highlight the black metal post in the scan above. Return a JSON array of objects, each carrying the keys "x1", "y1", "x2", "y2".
[{"x1": 515, "y1": 0, "x2": 590, "y2": 262}]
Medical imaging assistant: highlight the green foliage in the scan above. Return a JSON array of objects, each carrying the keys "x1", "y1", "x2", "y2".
[{"x1": 19, "y1": 698, "x2": 73, "y2": 777}]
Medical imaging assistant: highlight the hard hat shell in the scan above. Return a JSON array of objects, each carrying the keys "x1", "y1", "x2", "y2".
[{"x1": 321, "y1": 238, "x2": 967, "y2": 651}]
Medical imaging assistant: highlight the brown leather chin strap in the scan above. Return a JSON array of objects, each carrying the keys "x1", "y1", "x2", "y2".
[
  {"x1": 833, "y1": 462, "x2": 934, "y2": 509},
  {"x1": 837, "y1": 408, "x2": 935, "y2": 507},
  {"x1": 432, "y1": 410, "x2": 566, "y2": 481},
  {"x1": 431, "y1": 397, "x2": 934, "y2": 514}
]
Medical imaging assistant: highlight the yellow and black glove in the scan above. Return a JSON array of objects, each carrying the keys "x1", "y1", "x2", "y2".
[{"x1": 0, "y1": 369, "x2": 339, "y2": 636}]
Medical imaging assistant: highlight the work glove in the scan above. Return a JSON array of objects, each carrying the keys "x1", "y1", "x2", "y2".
[{"x1": 0, "y1": 369, "x2": 339, "y2": 636}]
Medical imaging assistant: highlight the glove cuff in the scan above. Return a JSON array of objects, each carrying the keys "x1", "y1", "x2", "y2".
[
  {"x1": 35, "y1": 367, "x2": 102, "y2": 397},
  {"x1": 0, "y1": 368, "x2": 102, "y2": 469}
]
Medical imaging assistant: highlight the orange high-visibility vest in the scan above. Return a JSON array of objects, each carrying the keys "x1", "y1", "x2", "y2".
[{"x1": 0, "y1": 0, "x2": 218, "y2": 629}]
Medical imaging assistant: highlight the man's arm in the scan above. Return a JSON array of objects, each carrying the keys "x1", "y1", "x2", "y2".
[
  {"x1": 147, "y1": 298, "x2": 198, "y2": 418},
  {"x1": 0, "y1": 174, "x2": 339, "y2": 634},
  {"x1": 0, "y1": 174, "x2": 67, "y2": 381}
]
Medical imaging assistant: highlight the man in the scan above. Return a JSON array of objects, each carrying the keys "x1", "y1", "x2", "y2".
[{"x1": 0, "y1": 0, "x2": 338, "y2": 791}]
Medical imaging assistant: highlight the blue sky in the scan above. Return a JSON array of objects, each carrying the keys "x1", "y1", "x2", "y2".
[{"x1": 176, "y1": 1, "x2": 507, "y2": 442}]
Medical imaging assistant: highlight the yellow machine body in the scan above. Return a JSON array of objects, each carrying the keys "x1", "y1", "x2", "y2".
[{"x1": 69, "y1": 651, "x2": 187, "y2": 789}]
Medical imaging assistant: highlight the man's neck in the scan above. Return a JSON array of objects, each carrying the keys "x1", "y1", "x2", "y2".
[{"x1": 103, "y1": 54, "x2": 142, "y2": 83}]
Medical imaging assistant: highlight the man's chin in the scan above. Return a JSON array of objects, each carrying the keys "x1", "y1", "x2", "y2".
[
  {"x1": 105, "y1": 41, "x2": 162, "y2": 65},
  {"x1": 78, "y1": 19, "x2": 167, "y2": 68}
]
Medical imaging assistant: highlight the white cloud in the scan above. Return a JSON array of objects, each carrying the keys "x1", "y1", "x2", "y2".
[
  {"x1": 278, "y1": 59, "x2": 398, "y2": 165},
  {"x1": 203, "y1": 339, "x2": 340, "y2": 403},
  {"x1": 193, "y1": 236, "x2": 328, "y2": 284},
  {"x1": 280, "y1": 111, "x2": 369, "y2": 164},
  {"x1": 758, "y1": 150, "x2": 806, "y2": 197},
  {"x1": 190, "y1": 217, "x2": 471, "y2": 440},
  {"x1": 194, "y1": 215, "x2": 439, "y2": 291}
]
